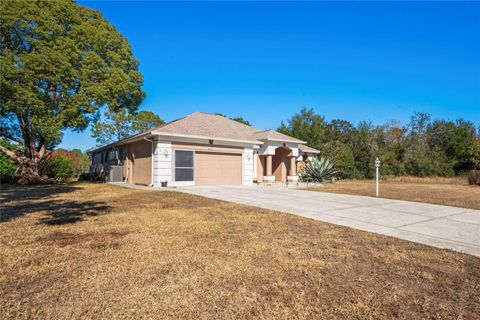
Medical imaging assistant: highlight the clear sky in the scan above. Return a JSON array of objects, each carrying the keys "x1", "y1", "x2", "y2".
[{"x1": 62, "y1": 1, "x2": 480, "y2": 151}]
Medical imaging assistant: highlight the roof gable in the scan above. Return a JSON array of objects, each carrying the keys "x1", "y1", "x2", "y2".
[{"x1": 253, "y1": 130, "x2": 304, "y2": 143}]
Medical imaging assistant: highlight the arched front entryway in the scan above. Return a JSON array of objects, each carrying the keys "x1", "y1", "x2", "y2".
[
  {"x1": 256, "y1": 146, "x2": 298, "y2": 183},
  {"x1": 272, "y1": 146, "x2": 291, "y2": 183}
]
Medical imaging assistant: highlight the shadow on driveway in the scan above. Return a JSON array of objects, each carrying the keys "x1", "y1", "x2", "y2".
[{"x1": 1, "y1": 183, "x2": 111, "y2": 225}]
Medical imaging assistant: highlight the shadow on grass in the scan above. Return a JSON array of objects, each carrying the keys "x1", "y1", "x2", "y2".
[{"x1": 0, "y1": 183, "x2": 112, "y2": 224}]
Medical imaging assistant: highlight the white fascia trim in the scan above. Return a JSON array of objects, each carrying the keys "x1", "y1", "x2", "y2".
[
  {"x1": 152, "y1": 132, "x2": 262, "y2": 146},
  {"x1": 300, "y1": 148, "x2": 320, "y2": 155}
]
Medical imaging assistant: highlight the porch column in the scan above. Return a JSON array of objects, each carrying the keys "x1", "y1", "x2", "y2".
[
  {"x1": 263, "y1": 154, "x2": 275, "y2": 183},
  {"x1": 266, "y1": 155, "x2": 272, "y2": 176},
  {"x1": 287, "y1": 156, "x2": 299, "y2": 183},
  {"x1": 289, "y1": 156, "x2": 296, "y2": 176}
]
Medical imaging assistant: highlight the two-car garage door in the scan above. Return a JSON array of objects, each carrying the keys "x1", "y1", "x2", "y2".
[{"x1": 195, "y1": 151, "x2": 242, "y2": 185}]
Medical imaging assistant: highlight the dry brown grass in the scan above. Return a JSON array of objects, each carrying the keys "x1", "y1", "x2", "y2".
[
  {"x1": 309, "y1": 177, "x2": 480, "y2": 210},
  {"x1": 1, "y1": 183, "x2": 479, "y2": 319}
]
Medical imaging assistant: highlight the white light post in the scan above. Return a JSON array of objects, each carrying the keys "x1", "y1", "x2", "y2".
[{"x1": 375, "y1": 157, "x2": 381, "y2": 197}]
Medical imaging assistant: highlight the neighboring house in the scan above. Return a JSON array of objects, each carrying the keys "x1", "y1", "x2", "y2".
[{"x1": 91, "y1": 112, "x2": 319, "y2": 186}]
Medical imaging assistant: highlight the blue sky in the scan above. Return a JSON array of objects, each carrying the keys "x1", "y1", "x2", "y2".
[{"x1": 63, "y1": 1, "x2": 480, "y2": 151}]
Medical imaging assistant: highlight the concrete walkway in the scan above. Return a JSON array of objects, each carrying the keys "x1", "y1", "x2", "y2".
[{"x1": 177, "y1": 185, "x2": 480, "y2": 257}]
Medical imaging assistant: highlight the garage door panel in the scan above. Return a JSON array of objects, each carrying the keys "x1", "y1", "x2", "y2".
[{"x1": 195, "y1": 152, "x2": 242, "y2": 185}]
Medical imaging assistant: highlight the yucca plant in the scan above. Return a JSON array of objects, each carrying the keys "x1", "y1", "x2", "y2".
[{"x1": 299, "y1": 157, "x2": 337, "y2": 183}]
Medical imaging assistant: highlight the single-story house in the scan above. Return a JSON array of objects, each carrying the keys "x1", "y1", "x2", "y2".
[{"x1": 91, "y1": 112, "x2": 320, "y2": 187}]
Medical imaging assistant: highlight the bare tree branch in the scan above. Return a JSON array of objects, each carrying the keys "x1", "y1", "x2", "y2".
[
  {"x1": 36, "y1": 137, "x2": 47, "y2": 164},
  {"x1": 0, "y1": 144, "x2": 20, "y2": 162}
]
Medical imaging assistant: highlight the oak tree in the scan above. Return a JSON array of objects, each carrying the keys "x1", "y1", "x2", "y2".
[
  {"x1": 0, "y1": 0, "x2": 145, "y2": 183},
  {"x1": 91, "y1": 110, "x2": 164, "y2": 146}
]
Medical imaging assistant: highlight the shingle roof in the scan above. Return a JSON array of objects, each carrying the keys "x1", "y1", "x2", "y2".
[
  {"x1": 153, "y1": 112, "x2": 260, "y2": 142},
  {"x1": 92, "y1": 112, "x2": 312, "y2": 152},
  {"x1": 153, "y1": 112, "x2": 305, "y2": 143},
  {"x1": 299, "y1": 144, "x2": 320, "y2": 154},
  {"x1": 253, "y1": 130, "x2": 304, "y2": 143}
]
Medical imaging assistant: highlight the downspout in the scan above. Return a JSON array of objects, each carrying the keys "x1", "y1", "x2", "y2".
[{"x1": 144, "y1": 136, "x2": 155, "y2": 187}]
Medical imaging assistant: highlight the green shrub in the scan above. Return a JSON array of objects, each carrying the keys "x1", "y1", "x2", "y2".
[
  {"x1": 42, "y1": 155, "x2": 74, "y2": 180},
  {"x1": 320, "y1": 141, "x2": 355, "y2": 178},
  {"x1": 0, "y1": 140, "x2": 20, "y2": 182},
  {"x1": 405, "y1": 149, "x2": 455, "y2": 177},
  {"x1": 468, "y1": 169, "x2": 480, "y2": 185},
  {"x1": 299, "y1": 157, "x2": 336, "y2": 183},
  {"x1": 0, "y1": 152, "x2": 19, "y2": 181}
]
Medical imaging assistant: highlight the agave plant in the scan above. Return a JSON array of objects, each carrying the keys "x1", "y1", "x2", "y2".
[{"x1": 299, "y1": 157, "x2": 337, "y2": 183}]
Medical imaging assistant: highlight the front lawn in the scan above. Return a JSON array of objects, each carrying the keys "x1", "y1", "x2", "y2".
[
  {"x1": 307, "y1": 176, "x2": 480, "y2": 210},
  {"x1": 1, "y1": 183, "x2": 479, "y2": 319}
]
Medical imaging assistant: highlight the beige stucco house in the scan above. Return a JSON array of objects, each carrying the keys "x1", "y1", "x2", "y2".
[{"x1": 91, "y1": 112, "x2": 319, "y2": 187}]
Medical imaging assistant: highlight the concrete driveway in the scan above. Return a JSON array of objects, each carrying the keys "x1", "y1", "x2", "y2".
[{"x1": 178, "y1": 185, "x2": 480, "y2": 257}]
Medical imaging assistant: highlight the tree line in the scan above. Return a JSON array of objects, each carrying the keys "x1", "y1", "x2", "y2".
[
  {"x1": 278, "y1": 108, "x2": 480, "y2": 179},
  {"x1": 1, "y1": 1, "x2": 478, "y2": 184}
]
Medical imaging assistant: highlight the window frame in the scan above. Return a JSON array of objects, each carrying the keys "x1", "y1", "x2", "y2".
[
  {"x1": 108, "y1": 150, "x2": 119, "y2": 161},
  {"x1": 173, "y1": 149, "x2": 195, "y2": 182}
]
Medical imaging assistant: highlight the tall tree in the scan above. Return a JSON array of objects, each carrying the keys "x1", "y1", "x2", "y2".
[
  {"x1": 277, "y1": 107, "x2": 327, "y2": 150},
  {"x1": 326, "y1": 119, "x2": 356, "y2": 145},
  {"x1": 403, "y1": 112, "x2": 454, "y2": 176},
  {"x1": 353, "y1": 121, "x2": 379, "y2": 179},
  {"x1": 91, "y1": 109, "x2": 164, "y2": 146},
  {"x1": 426, "y1": 119, "x2": 478, "y2": 173},
  {"x1": 0, "y1": 0, "x2": 145, "y2": 183},
  {"x1": 70, "y1": 148, "x2": 91, "y2": 175},
  {"x1": 377, "y1": 120, "x2": 407, "y2": 176},
  {"x1": 320, "y1": 141, "x2": 355, "y2": 178}
]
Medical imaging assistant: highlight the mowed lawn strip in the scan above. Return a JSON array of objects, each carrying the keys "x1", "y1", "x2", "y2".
[
  {"x1": 308, "y1": 177, "x2": 480, "y2": 210},
  {"x1": 1, "y1": 183, "x2": 479, "y2": 319}
]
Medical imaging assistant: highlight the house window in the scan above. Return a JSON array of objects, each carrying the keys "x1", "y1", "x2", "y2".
[
  {"x1": 174, "y1": 150, "x2": 194, "y2": 181},
  {"x1": 108, "y1": 150, "x2": 118, "y2": 161}
]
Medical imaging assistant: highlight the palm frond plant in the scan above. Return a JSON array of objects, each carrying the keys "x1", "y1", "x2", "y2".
[{"x1": 299, "y1": 157, "x2": 337, "y2": 183}]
